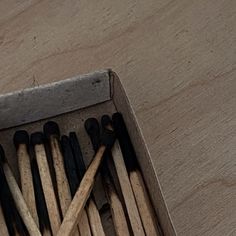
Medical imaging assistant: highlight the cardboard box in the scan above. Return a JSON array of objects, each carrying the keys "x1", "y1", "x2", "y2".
[{"x1": 0, "y1": 70, "x2": 176, "y2": 235}]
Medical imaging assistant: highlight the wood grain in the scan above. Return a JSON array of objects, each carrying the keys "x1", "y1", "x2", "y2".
[
  {"x1": 112, "y1": 142, "x2": 145, "y2": 236},
  {"x1": 3, "y1": 162, "x2": 41, "y2": 236},
  {"x1": 17, "y1": 144, "x2": 39, "y2": 227},
  {"x1": 105, "y1": 177, "x2": 130, "y2": 236},
  {"x1": 130, "y1": 170, "x2": 161, "y2": 236},
  {"x1": 49, "y1": 138, "x2": 71, "y2": 217},
  {"x1": 49, "y1": 137, "x2": 81, "y2": 236},
  {"x1": 0, "y1": 1, "x2": 236, "y2": 235},
  {"x1": 87, "y1": 199, "x2": 105, "y2": 236},
  {"x1": 34, "y1": 144, "x2": 61, "y2": 236},
  {"x1": 57, "y1": 145, "x2": 106, "y2": 236}
]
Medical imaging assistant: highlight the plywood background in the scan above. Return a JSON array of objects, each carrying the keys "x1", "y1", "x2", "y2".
[{"x1": 0, "y1": 1, "x2": 236, "y2": 235}]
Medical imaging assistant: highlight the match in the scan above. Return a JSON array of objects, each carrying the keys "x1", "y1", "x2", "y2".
[
  {"x1": 0, "y1": 165, "x2": 28, "y2": 236},
  {"x1": 61, "y1": 135, "x2": 91, "y2": 236},
  {"x1": 14, "y1": 130, "x2": 39, "y2": 227},
  {"x1": 31, "y1": 132, "x2": 61, "y2": 236},
  {"x1": 85, "y1": 117, "x2": 130, "y2": 236},
  {"x1": 101, "y1": 115, "x2": 145, "y2": 236},
  {"x1": 0, "y1": 144, "x2": 41, "y2": 236},
  {"x1": 31, "y1": 155, "x2": 52, "y2": 236},
  {"x1": 69, "y1": 132, "x2": 105, "y2": 236},
  {"x1": 56, "y1": 123, "x2": 116, "y2": 236},
  {"x1": 43, "y1": 121, "x2": 72, "y2": 221},
  {"x1": 112, "y1": 112, "x2": 162, "y2": 236}
]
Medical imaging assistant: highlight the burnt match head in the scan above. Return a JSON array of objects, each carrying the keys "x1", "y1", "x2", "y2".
[
  {"x1": 30, "y1": 132, "x2": 45, "y2": 146},
  {"x1": 43, "y1": 121, "x2": 60, "y2": 139},
  {"x1": 112, "y1": 112, "x2": 123, "y2": 126},
  {"x1": 13, "y1": 130, "x2": 29, "y2": 149},
  {"x1": 112, "y1": 112, "x2": 138, "y2": 171},
  {"x1": 0, "y1": 144, "x2": 6, "y2": 163},
  {"x1": 84, "y1": 118, "x2": 100, "y2": 151},
  {"x1": 101, "y1": 115, "x2": 112, "y2": 129},
  {"x1": 101, "y1": 115, "x2": 116, "y2": 149},
  {"x1": 84, "y1": 118, "x2": 100, "y2": 136}
]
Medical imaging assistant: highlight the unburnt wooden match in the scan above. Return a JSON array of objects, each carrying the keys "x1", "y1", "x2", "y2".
[
  {"x1": 14, "y1": 130, "x2": 39, "y2": 227},
  {"x1": 112, "y1": 112, "x2": 162, "y2": 236},
  {"x1": 31, "y1": 155, "x2": 52, "y2": 236},
  {"x1": 0, "y1": 145, "x2": 41, "y2": 236},
  {"x1": 0, "y1": 166, "x2": 28, "y2": 236},
  {"x1": 56, "y1": 125, "x2": 116, "y2": 236},
  {"x1": 61, "y1": 135, "x2": 92, "y2": 236},
  {"x1": 100, "y1": 115, "x2": 145, "y2": 236},
  {"x1": 69, "y1": 132, "x2": 105, "y2": 236},
  {"x1": 43, "y1": 121, "x2": 72, "y2": 222},
  {"x1": 31, "y1": 132, "x2": 61, "y2": 236},
  {"x1": 85, "y1": 118, "x2": 130, "y2": 236}
]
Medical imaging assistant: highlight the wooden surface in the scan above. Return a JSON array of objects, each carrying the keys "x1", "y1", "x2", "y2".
[{"x1": 0, "y1": 1, "x2": 236, "y2": 235}]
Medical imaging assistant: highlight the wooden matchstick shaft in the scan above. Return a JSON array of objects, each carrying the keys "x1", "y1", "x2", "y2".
[
  {"x1": 111, "y1": 142, "x2": 145, "y2": 236},
  {"x1": 31, "y1": 157, "x2": 52, "y2": 236},
  {"x1": 112, "y1": 112, "x2": 162, "y2": 236},
  {"x1": 2, "y1": 162, "x2": 41, "y2": 236},
  {"x1": 44, "y1": 121, "x2": 81, "y2": 234},
  {"x1": 86, "y1": 199, "x2": 105, "y2": 236},
  {"x1": 77, "y1": 210, "x2": 90, "y2": 236},
  {"x1": 42, "y1": 228, "x2": 52, "y2": 236},
  {"x1": 69, "y1": 132, "x2": 105, "y2": 236},
  {"x1": 61, "y1": 135, "x2": 91, "y2": 236},
  {"x1": 130, "y1": 170, "x2": 161, "y2": 236},
  {"x1": 0, "y1": 166, "x2": 28, "y2": 236},
  {"x1": 84, "y1": 118, "x2": 130, "y2": 236},
  {"x1": 103, "y1": 171, "x2": 130, "y2": 236},
  {"x1": 17, "y1": 143, "x2": 39, "y2": 227},
  {"x1": 34, "y1": 143, "x2": 61, "y2": 235},
  {"x1": 0, "y1": 204, "x2": 9, "y2": 236},
  {"x1": 49, "y1": 137, "x2": 72, "y2": 217},
  {"x1": 101, "y1": 114, "x2": 145, "y2": 235},
  {"x1": 56, "y1": 145, "x2": 106, "y2": 236}
]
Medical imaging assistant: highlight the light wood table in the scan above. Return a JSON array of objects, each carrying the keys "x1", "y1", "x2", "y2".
[{"x1": 0, "y1": 1, "x2": 236, "y2": 235}]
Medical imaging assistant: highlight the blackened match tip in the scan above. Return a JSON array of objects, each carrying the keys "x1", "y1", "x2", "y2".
[
  {"x1": 101, "y1": 115, "x2": 112, "y2": 128},
  {"x1": 43, "y1": 121, "x2": 60, "y2": 138},
  {"x1": 13, "y1": 130, "x2": 29, "y2": 149},
  {"x1": 0, "y1": 144, "x2": 6, "y2": 163},
  {"x1": 69, "y1": 132, "x2": 76, "y2": 139},
  {"x1": 84, "y1": 118, "x2": 99, "y2": 136},
  {"x1": 61, "y1": 135, "x2": 69, "y2": 143},
  {"x1": 31, "y1": 132, "x2": 45, "y2": 146},
  {"x1": 60, "y1": 135, "x2": 71, "y2": 154},
  {"x1": 112, "y1": 112, "x2": 123, "y2": 121}
]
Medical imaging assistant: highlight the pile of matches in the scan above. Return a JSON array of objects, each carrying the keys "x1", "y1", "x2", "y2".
[{"x1": 0, "y1": 113, "x2": 162, "y2": 236}]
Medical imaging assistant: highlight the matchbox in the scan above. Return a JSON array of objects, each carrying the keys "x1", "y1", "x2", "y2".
[{"x1": 0, "y1": 70, "x2": 175, "y2": 236}]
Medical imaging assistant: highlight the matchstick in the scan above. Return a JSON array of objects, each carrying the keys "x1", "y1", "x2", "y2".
[
  {"x1": 101, "y1": 115, "x2": 145, "y2": 236},
  {"x1": 61, "y1": 135, "x2": 91, "y2": 236},
  {"x1": 86, "y1": 198, "x2": 105, "y2": 236},
  {"x1": 0, "y1": 204, "x2": 9, "y2": 236},
  {"x1": 56, "y1": 126, "x2": 116, "y2": 236},
  {"x1": 112, "y1": 112, "x2": 162, "y2": 236},
  {"x1": 31, "y1": 156, "x2": 52, "y2": 236},
  {"x1": 85, "y1": 118, "x2": 130, "y2": 236},
  {"x1": 0, "y1": 166, "x2": 28, "y2": 236},
  {"x1": 0, "y1": 145, "x2": 41, "y2": 236},
  {"x1": 14, "y1": 130, "x2": 39, "y2": 227},
  {"x1": 69, "y1": 132, "x2": 105, "y2": 236},
  {"x1": 31, "y1": 132, "x2": 61, "y2": 236},
  {"x1": 43, "y1": 122, "x2": 72, "y2": 220}
]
